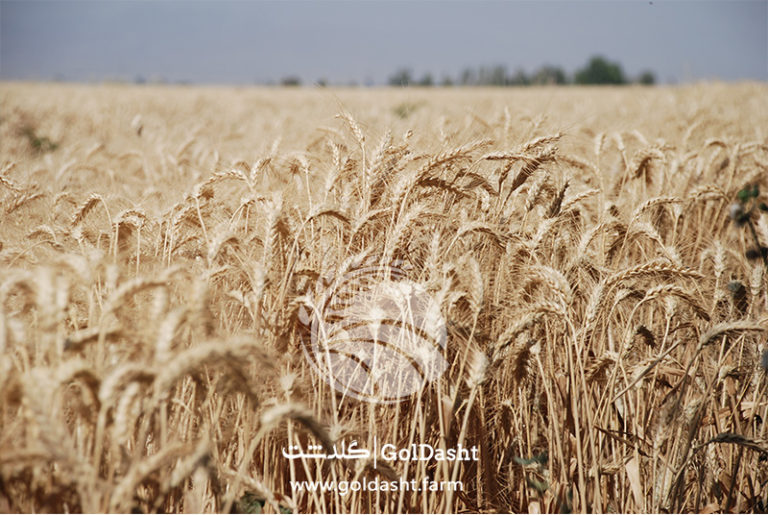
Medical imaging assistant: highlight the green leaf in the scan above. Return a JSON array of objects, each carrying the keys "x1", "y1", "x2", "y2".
[
  {"x1": 526, "y1": 476, "x2": 549, "y2": 493},
  {"x1": 738, "y1": 188, "x2": 752, "y2": 202},
  {"x1": 235, "y1": 492, "x2": 264, "y2": 514},
  {"x1": 513, "y1": 451, "x2": 548, "y2": 466},
  {"x1": 752, "y1": 184, "x2": 760, "y2": 198}
]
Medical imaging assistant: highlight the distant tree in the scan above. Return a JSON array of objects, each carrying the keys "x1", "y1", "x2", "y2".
[
  {"x1": 460, "y1": 68, "x2": 475, "y2": 86},
  {"x1": 574, "y1": 56, "x2": 626, "y2": 85},
  {"x1": 637, "y1": 70, "x2": 656, "y2": 85},
  {"x1": 490, "y1": 65, "x2": 507, "y2": 86},
  {"x1": 441, "y1": 75, "x2": 454, "y2": 87},
  {"x1": 531, "y1": 65, "x2": 568, "y2": 85},
  {"x1": 507, "y1": 68, "x2": 530, "y2": 86},
  {"x1": 417, "y1": 73, "x2": 434, "y2": 87},
  {"x1": 280, "y1": 76, "x2": 301, "y2": 86},
  {"x1": 316, "y1": 78, "x2": 328, "y2": 87},
  {"x1": 473, "y1": 66, "x2": 497, "y2": 86},
  {"x1": 389, "y1": 68, "x2": 413, "y2": 86},
  {"x1": 476, "y1": 66, "x2": 489, "y2": 85}
]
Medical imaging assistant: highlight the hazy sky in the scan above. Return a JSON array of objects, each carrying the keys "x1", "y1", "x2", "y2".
[{"x1": 1, "y1": 0, "x2": 766, "y2": 85}]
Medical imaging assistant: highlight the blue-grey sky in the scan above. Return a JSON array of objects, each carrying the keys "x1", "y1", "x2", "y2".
[{"x1": 1, "y1": 0, "x2": 766, "y2": 85}]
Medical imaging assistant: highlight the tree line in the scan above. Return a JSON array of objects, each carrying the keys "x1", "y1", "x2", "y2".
[
  {"x1": 388, "y1": 55, "x2": 655, "y2": 87},
  {"x1": 277, "y1": 55, "x2": 655, "y2": 87}
]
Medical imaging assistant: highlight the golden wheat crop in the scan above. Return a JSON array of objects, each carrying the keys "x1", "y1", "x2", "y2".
[{"x1": 1, "y1": 82, "x2": 768, "y2": 513}]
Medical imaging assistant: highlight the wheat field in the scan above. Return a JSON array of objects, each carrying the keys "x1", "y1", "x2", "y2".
[{"x1": 1, "y1": 82, "x2": 768, "y2": 513}]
